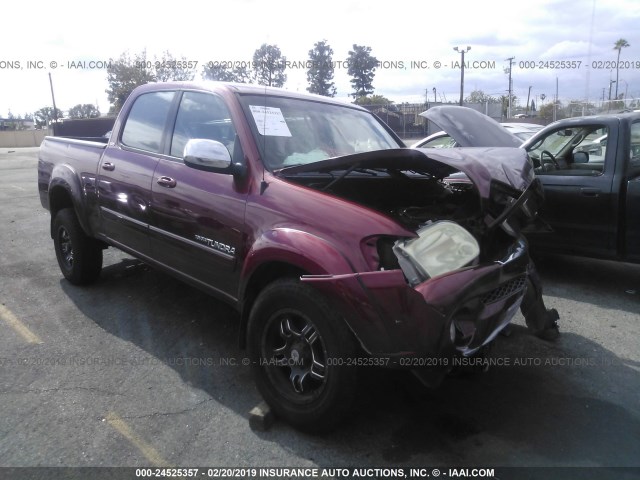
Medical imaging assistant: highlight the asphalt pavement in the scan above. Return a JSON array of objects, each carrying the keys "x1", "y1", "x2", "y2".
[{"x1": 0, "y1": 148, "x2": 639, "y2": 477}]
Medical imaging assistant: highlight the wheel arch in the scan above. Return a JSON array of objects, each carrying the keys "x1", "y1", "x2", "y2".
[
  {"x1": 237, "y1": 228, "x2": 357, "y2": 349},
  {"x1": 47, "y1": 168, "x2": 92, "y2": 239},
  {"x1": 238, "y1": 261, "x2": 309, "y2": 349}
]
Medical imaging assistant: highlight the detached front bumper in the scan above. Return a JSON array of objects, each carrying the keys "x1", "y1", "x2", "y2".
[{"x1": 301, "y1": 236, "x2": 530, "y2": 361}]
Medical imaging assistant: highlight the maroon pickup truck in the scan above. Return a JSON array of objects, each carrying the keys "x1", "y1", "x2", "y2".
[{"x1": 38, "y1": 82, "x2": 557, "y2": 431}]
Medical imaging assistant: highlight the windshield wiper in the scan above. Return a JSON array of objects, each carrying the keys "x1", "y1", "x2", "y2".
[
  {"x1": 320, "y1": 164, "x2": 385, "y2": 191},
  {"x1": 321, "y1": 162, "x2": 362, "y2": 191},
  {"x1": 274, "y1": 163, "x2": 305, "y2": 174}
]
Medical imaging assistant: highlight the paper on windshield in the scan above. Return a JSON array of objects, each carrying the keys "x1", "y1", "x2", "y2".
[{"x1": 249, "y1": 106, "x2": 292, "y2": 137}]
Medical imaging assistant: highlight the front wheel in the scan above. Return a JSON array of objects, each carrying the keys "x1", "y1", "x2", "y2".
[
  {"x1": 52, "y1": 208, "x2": 103, "y2": 285},
  {"x1": 247, "y1": 279, "x2": 358, "y2": 432}
]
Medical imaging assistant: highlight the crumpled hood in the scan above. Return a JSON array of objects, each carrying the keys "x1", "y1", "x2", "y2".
[
  {"x1": 277, "y1": 147, "x2": 534, "y2": 199},
  {"x1": 420, "y1": 106, "x2": 522, "y2": 148},
  {"x1": 416, "y1": 147, "x2": 534, "y2": 197}
]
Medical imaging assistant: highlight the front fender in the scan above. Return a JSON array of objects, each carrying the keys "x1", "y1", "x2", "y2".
[
  {"x1": 237, "y1": 228, "x2": 364, "y2": 349},
  {"x1": 241, "y1": 228, "x2": 357, "y2": 287}
]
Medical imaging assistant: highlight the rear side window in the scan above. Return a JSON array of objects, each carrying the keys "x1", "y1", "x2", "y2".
[{"x1": 121, "y1": 91, "x2": 175, "y2": 153}]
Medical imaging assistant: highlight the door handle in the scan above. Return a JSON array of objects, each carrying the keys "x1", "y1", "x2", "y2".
[
  {"x1": 102, "y1": 162, "x2": 115, "y2": 171},
  {"x1": 580, "y1": 187, "x2": 600, "y2": 197},
  {"x1": 157, "y1": 176, "x2": 177, "y2": 188}
]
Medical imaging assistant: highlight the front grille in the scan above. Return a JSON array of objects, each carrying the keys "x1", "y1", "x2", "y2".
[{"x1": 482, "y1": 275, "x2": 527, "y2": 305}]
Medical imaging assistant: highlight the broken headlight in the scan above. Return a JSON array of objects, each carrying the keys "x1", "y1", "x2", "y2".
[{"x1": 393, "y1": 221, "x2": 480, "y2": 286}]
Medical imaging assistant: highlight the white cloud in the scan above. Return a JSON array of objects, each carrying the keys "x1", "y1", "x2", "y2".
[{"x1": 1, "y1": 0, "x2": 639, "y2": 116}]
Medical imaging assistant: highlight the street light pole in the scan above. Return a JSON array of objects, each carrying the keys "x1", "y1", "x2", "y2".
[
  {"x1": 608, "y1": 79, "x2": 617, "y2": 112},
  {"x1": 454, "y1": 46, "x2": 471, "y2": 106}
]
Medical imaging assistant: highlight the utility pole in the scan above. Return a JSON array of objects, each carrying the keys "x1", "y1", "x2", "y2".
[
  {"x1": 554, "y1": 77, "x2": 559, "y2": 122},
  {"x1": 608, "y1": 80, "x2": 616, "y2": 101},
  {"x1": 433, "y1": 87, "x2": 437, "y2": 103},
  {"x1": 526, "y1": 85, "x2": 532, "y2": 115},
  {"x1": 454, "y1": 46, "x2": 471, "y2": 106},
  {"x1": 505, "y1": 57, "x2": 515, "y2": 118},
  {"x1": 48, "y1": 73, "x2": 58, "y2": 123}
]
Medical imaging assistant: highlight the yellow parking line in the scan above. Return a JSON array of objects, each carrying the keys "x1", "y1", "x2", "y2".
[
  {"x1": 106, "y1": 411, "x2": 170, "y2": 466},
  {"x1": 0, "y1": 304, "x2": 43, "y2": 344}
]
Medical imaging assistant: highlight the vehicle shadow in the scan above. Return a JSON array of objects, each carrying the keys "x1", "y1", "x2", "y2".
[
  {"x1": 61, "y1": 254, "x2": 640, "y2": 471},
  {"x1": 534, "y1": 254, "x2": 640, "y2": 314}
]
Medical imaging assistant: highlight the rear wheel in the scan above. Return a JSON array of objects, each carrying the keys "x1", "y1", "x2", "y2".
[
  {"x1": 247, "y1": 279, "x2": 358, "y2": 432},
  {"x1": 52, "y1": 208, "x2": 103, "y2": 285}
]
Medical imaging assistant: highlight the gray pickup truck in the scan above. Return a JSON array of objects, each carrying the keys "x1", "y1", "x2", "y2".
[{"x1": 522, "y1": 113, "x2": 640, "y2": 263}]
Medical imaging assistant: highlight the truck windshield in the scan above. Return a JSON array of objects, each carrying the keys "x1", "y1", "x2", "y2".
[{"x1": 238, "y1": 94, "x2": 401, "y2": 170}]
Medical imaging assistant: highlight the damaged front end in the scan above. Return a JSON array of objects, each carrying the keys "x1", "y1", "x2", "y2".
[{"x1": 280, "y1": 147, "x2": 555, "y2": 380}]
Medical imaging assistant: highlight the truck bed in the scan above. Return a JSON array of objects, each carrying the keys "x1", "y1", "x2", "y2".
[{"x1": 37, "y1": 136, "x2": 107, "y2": 211}]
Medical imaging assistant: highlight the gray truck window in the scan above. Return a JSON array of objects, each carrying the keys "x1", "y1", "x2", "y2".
[
  {"x1": 529, "y1": 125, "x2": 607, "y2": 176},
  {"x1": 121, "y1": 91, "x2": 175, "y2": 153},
  {"x1": 630, "y1": 121, "x2": 640, "y2": 176},
  {"x1": 170, "y1": 92, "x2": 237, "y2": 158}
]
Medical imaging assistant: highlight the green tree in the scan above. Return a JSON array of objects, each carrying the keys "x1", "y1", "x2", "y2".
[
  {"x1": 34, "y1": 107, "x2": 64, "y2": 128},
  {"x1": 464, "y1": 90, "x2": 499, "y2": 104},
  {"x1": 5, "y1": 111, "x2": 17, "y2": 130},
  {"x1": 252, "y1": 44, "x2": 287, "y2": 87},
  {"x1": 14, "y1": 114, "x2": 26, "y2": 131},
  {"x1": 68, "y1": 104, "x2": 101, "y2": 119},
  {"x1": 202, "y1": 63, "x2": 251, "y2": 83},
  {"x1": 353, "y1": 94, "x2": 392, "y2": 106},
  {"x1": 154, "y1": 51, "x2": 196, "y2": 82},
  {"x1": 306, "y1": 40, "x2": 336, "y2": 97},
  {"x1": 346, "y1": 44, "x2": 378, "y2": 99},
  {"x1": 105, "y1": 50, "x2": 155, "y2": 115},
  {"x1": 613, "y1": 39, "x2": 630, "y2": 98},
  {"x1": 105, "y1": 50, "x2": 197, "y2": 114},
  {"x1": 499, "y1": 94, "x2": 519, "y2": 118},
  {"x1": 539, "y1": 101, "x2": 563, "y2": 123}
]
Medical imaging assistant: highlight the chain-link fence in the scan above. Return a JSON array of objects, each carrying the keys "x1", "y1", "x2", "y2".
[{"x1": 359, "y1": 102, "x2": 505, "y2": 142}]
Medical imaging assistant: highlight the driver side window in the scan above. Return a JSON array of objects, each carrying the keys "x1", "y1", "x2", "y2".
[
  {"x1": 529, "y1": 125, "x2": 608, "y2": 176},
  {"x1": 629, "y1": 121, "x2": 640, "y2": 177},
  {"x1": 170, "y1": 91, "x2": 237, "y2": 159}
]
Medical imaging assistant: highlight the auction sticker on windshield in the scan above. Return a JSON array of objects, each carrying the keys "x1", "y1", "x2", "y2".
[{"x1": 249, "y1": 105, "x2": 292, "y2": 136}]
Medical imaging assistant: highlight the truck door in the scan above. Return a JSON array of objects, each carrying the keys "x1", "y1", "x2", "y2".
[
  {"x1": 97, "y1": 90, "x2": 176, "y2": 256},
  {"x1": 625, "y1": 120, "x2": 640, "y2": 262},
  {"x1": 525, "y1": 120, "x2": 619, "y2": 258},
  {"x1": 149, "y1": 91, "x2": 247, "y2": 301}
]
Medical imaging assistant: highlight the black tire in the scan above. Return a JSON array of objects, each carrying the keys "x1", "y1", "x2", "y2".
[
  {"x1": 247, "y1": 279, "x2": 358, "y2": 432},
  {"x1": 52, "y1": 208, "x2": 103, "y2": 285}
]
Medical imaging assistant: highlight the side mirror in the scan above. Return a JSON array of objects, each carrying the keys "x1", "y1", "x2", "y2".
[
  {"x1": 184, "y1": 139, "x2": 232, "y2": 173},
  {"x1": 574, "y1": 151, "x2": 589, "y2": 163}
]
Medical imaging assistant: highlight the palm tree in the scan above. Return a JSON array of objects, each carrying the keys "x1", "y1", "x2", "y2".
[{"x1": 613, "y1": 39, "x2": 630, "y2": 98}]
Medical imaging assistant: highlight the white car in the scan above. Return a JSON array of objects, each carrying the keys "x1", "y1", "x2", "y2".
[{"x1": 411, "y1": 122, "x2": 533, "y2": 148}]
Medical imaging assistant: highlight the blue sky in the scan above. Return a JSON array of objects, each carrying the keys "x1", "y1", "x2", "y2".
[{"x1": 1, "y1": 0, "x2": 638, "y2": 116}]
